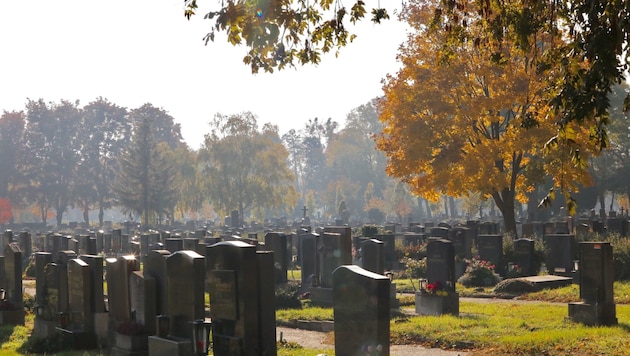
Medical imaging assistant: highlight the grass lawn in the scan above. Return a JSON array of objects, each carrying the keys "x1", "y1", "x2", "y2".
[{"x1": 10, "y1": 278, "x2": 630, "y2": 355}]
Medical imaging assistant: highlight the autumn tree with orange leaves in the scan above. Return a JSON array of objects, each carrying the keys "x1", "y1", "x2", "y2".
[{"x1": 376, "y1": 0, "x2": 598, "y2": 235}]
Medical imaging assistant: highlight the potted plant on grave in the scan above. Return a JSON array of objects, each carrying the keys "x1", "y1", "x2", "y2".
[
  {"x1": 415, "y1": 279, "x2": 459, "y2": 316},
  {"x1": 115, "y1": 319, "x2": 149, "y2": 351}
]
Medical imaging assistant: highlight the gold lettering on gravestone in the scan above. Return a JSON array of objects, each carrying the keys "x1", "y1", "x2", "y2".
[{"x1": 210, "y1": 270, "x2": 239, "y2": 321}]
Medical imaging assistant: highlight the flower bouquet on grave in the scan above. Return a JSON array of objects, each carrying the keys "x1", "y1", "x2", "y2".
[{"x1": 418, "y1": 279, "x2": 451, "y2": 296}]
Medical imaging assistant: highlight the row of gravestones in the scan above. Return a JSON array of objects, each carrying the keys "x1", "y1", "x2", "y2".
[
  {"x1": 21, "y1": 239, "x2": 396, "y2": 356},
  {"x1": 416, "y1": 238, "x2": 618, "y2": 326},
  {"x1": 36, "y1": 229, "x2": 211, "y2": 258}
]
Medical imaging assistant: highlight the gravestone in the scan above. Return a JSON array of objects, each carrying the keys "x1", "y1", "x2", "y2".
[
  {"x1": 106, "y1": 255, "x2": 139, "y2": 335},
  {"x1": 449, "y1": 226, "x2": 473, "y2": 259},
  {"x1": 112, "y1": 229, "x2": 122, "y2": 253},
  {"x1": 476, "y1": 234, "x2": 504, "y2": 276},
  {"x1": 569, "y1": 242, "x2": 617, "y2": 325},
  {"x1": 206, "y1": 240, "x2": 276, "y2": 356},
  {"x1": 79, "y1": 254, "x2": 107, "y2": 347},
  {"x1": 144, "y1": 250, "x2": 171, "y2": 316},
  {"x1": 402, "y1": 232, "x2": 424, "y2": 247},
  {"x1": 166, "y1": 250, "x2": 205, "y2": 340},
  {"x1": 512, "y1": 238, "x2": 536, "y2": 276},
  {"x1": 55, "y1": 258, "x2": 97, "y2": 349},
  {"x1": 361, "y1": 239, "x2": 385, "y2": 275},
  {"x1": 333, "y1": 265, "x2": 390, "y2": 356},
  {"x1": 0, "y1": 243, "x2": 24, "y2": 325},
  {"x1": 55, "y1": 250, "x2": 78, "y2": 319},
  {"x1": 33, "y1": 253, "x2": 56, "y2": 337},
  {"x1": 320, "y1": 227, "x2": 352, "y2": 288},
  {"x1": 543, "y1": 234, "x2": 577, "y2": 276},
  {"x1": 129, "y1": 270, "x2": 157, "y2": 335},
  {"x1": 298, "y1": 232, "x2": 318, "y2": 292},
  {"x1": 429, "y1": 227, "x2": 449, "y2": 239},
  {"x1": 263, "y1": 232, "x2": 289, "y2": 284},
  {"x1": 416, "y1": 238, "x2": 459, "y2": 316},
  {"x1": 165, "y1": 238, "x2": 183, "y2": 254},
  {"x1": 104, "y1": 233, "x2": 112, "y2": 253},
  {"x1": 374, "y1": 234, "x2": 396, "y2": 270},
  {"x1": 18, "y1": 231, "x2": 32, "y2": 263}
]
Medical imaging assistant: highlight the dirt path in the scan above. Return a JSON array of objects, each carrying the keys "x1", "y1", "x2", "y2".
[{"x1": 277, "y1": 326, "x2": 467, "y2": 356}]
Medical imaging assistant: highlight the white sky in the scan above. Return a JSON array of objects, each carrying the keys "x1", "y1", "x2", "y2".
[{"x1": 0, "y1": 1, "x2": 408, "y2": 149}]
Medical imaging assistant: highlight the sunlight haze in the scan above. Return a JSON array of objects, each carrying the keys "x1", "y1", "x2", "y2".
[{"x1": 0, "y1": 0, "x2": 408, "y2": 149}]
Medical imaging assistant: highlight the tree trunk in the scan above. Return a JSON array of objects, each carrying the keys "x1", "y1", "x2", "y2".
[
  {"x1": 83, "y1": 202, "x2": 89, "y2": 225},
  {"x1": 449, "y1": 196, "x2": 458, "y2": 218},
  {"x1": 492, "y1": 188, "x2": 517, "y2": 237},
  {"x1": 424, "y1": 199, "x2": 432, "y2": 219},
  {"x1": 99, "y1": 205, "x2": 104, "y2": 227}
]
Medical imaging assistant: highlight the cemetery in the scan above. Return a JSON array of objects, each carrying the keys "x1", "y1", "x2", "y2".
[{"x1": 0, "y1": 211, "x2": 628, "y2": 355}]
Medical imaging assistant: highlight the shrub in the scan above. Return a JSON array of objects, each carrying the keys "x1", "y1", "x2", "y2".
[
  {"x1": 458, "y1": 257, "x2": 502, "y2": 287},
  {"x1": 25, "y1": 333, "x2": 72, "y2": 354},
  {"x1": 275, "y1": 281, "x2": 302, "y2": 309},
  {"x1": 493, "y1": 278, "x2": 537, "y2": 294}
]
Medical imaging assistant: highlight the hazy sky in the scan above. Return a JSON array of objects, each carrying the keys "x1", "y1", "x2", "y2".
[{"x1": 0, "y1": 1, "x2": 408, "y2": 149}]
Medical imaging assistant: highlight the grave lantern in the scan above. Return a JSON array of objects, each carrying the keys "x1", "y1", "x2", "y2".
[{"x1": 191, "y1": 319, "x2": 212, "y2": 356}]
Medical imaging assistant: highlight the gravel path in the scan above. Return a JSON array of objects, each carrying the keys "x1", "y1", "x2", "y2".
[{"x1": 277, "y1": 326, "x2": 467, "y2": 356}]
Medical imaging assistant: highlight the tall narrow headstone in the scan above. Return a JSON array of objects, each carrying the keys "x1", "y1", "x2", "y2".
[
  {"x1": 167, "y1": 251, "x2": 205, "y2": 340},
  {"x1": 106, "y1": 255, "x2": 139, "y2": 327},
  {"x1": 129, "y1": 271, "x2": 157, "y2": 335},
  {"x1": 67, "y1": 258, "x2": 93, "y2": 332},
  {"x1": 263, "y1": 232, "x2": 289, "y2": 284},
  {"x1": 569, "y1": 242, "x2": 617, "y2": 325},
  {"x1": 333, "y1": 265, "x2": 390, "y2": 356},
  {"x1": 206, "y1": 241, "x2": 263, "y2": 355},
  {"x1": 144, "y1": 250, "x2": 171, "y2": 316},
  {"x1": 361, "y1": 239, "x2": 385, "y2": 275}
]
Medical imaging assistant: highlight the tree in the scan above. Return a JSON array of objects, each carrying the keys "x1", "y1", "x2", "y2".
[
  {"x1": 376, "y1": 0, "x2": 596, "y2": 235},
  {"x1": 21, "y1": 99, "x2": 81, "y2": 225},
  {"x1": 184, "y1": 0, "x2": 390, "y2": 73},
  {"x1": 326, "y1": 100, "x2": 389, "y2": 219},
  {"x1": 184, "y1": 0, "x2": 629, "y2": 153},
  {"x1": 112, "y1": 107, "x2": 177, "y2": 227},
  {"x1": 200, "y1": 112, "x2": 297, "y2": 223},
  {"x1": 0, "y1": 111, "x2": 25, "y2": 200},
  {"x1": 75, "y1": 97, "x2": 131, "y2": 225}
]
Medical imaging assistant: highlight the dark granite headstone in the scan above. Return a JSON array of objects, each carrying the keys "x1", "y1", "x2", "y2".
[
  {"x1": 543, "y1": 234, "x2": 576, "y2": 275},
  {"x1": 333, "y1": 265, "x2": 390, "y2": 356},
  {"x1": 569, "y1": 242, "x2": 617, "y2": 325},
  {"x1": 476, "y1": 235, "x2": 504, "y2": 276},
  {"x1": 166, "y1": 250, "x2": 205, "y2": 339},
  {"x1": 512, "y1": 238, "x2": 536, "y2": 276},
  {"x1": 144, "y1": 250, "x2": 171, "y2": 316},
  {"x1": 361, "y1": 239, "x2": 385, "y2": 275},
  {"x1": 130, "y1": 271, "x2": 157, "y2": 335},
  {"x1": 319, "y1": 227, "x2": 352, "y2": 288},
  {"x1": 263, "y1": 232, "x2": 289, "y2": 284},
  {"x1": 55, "y1": 250, "x2": 78, "y2": 315},
  {"x1": 206, "y1": 240, "x2": 275, "y2": 356},
  {"x1": 4, "y1": 243, "x2": 23, "y2": 307},
  {"x1": 105, "y1": 255, "x2": 139, "y2": 326},
  {"x1": 374, "y1": 234, "x2": 396, "y2": 270},
  {"x1": 449, "y1": 226, "x2": 473, "y2": 259},
  {"x1": 18, "y1": 231, "x2": 32, "y2": 262},
  {"x1": 35, "y1": 252, "x2": 53, "y2": 306},
  {"x1": 299, "y1": 233, "x2": 318, "y2": 290},
  {"x1": 426, "y1": 239, "x2": 456, "y2": 290},
  {"x1": 79, "y1": 255, "x2": 105, "y2": 313},
  {"x1": 165, "y1": 238, "x2": 183, "y2": 254},
  {"x1": 67, "y1": 258, "x2": 93, "y2": 332}
]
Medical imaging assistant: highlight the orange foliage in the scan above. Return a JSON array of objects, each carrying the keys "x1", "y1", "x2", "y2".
[{"x1": 0, "y1": 198, "x2": 13, "y2": 224}]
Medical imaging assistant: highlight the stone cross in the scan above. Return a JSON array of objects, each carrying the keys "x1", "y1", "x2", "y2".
[{"x1": 302, "y1": 205, "x2": 308, "y2": 218}]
